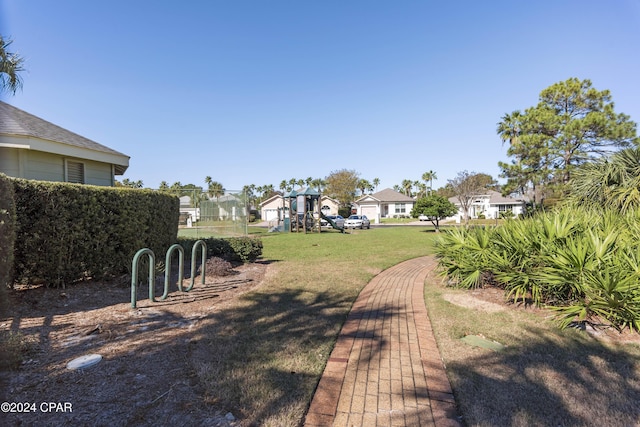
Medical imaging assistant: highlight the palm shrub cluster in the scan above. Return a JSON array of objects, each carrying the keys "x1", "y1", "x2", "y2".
[{"x1": 435, "y1": 206, "x2": 640, "y2": 332}]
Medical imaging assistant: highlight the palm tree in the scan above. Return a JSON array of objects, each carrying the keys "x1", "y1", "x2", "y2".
[
  {"x1": 242, "y1": 184, "x2": 256, "y2": 206},
  {"x1": 416, "y1": 182, "x2": 427, "y2": 198},
  {"x1": 413, "y1": 181, "x2": 421, "y2": 197},
  {"x1": 373, "y1": 178, "x2": 380, "y2": 192},
  {"x1": 422, "y1": 170, "x2": 438, "y2": 196},
  {"x1": 497, "y1": 111, "x2": 524, "y2": 148},
  {"x1": 0, "y1": 35, "x2": 25, "y2": 95},
  {"x1": 357, "y1": 179, "x2": 372, "y2": 196},
  {"x1": 204, "y1": 177, "x2": 225, "y2": 200},
  {"x1": 288, "y1": 178, "x2": 297, "y2": 190},
  {"x1": 279, "y1": 180, "x2": 288, "y2": 192},
  {"x1": 401, "y1": 179, "x2": 413, "y2": 197},
  {"x1": 262, "y1": 184, "x2": 275, "y2": 198},
  {"x1": 311, "y1": 178, "x2": 326, "y2": 192}
]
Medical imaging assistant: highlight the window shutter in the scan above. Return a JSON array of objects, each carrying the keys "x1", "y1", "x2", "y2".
[{"x1": 67, "y1": 161, "x2": 85, "y2": 184}]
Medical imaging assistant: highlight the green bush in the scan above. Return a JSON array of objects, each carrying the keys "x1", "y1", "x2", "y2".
[
  {"x1": 12, "y1": 179, "x2": 179, "y2": 286},
  {"x1": 435, "y1": 206, "x2": 640, "y2": 332},
  {"x1": 0, "y1": 174, "x2": 16, "y2": 314},
  {"x1": 178, "y1": 236, "x2": 262, "y2": 263}
]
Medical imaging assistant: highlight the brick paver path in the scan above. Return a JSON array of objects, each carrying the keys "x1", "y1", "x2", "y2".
[{"x1": 304, "y1": 256, "x2": 460, "y2": 427}]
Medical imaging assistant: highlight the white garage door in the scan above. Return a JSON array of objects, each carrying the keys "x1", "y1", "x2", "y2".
[
  {"x1": 263, "y1": 209, "x2": 279, "y2": 221},
  {"x1": 361, "y1": 205, "x2": 377, "y2": 221}
]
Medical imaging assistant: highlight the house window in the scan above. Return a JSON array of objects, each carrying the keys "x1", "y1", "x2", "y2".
[
  {"x1": 498, "y1": 204, "x2": 512, "y2": 212},
  {"x1": 66, "y1": 160, "x2": 85, "y2": 184},
  {"x1": 395, "y1": 203, "x2": 406, "y2": 214}
]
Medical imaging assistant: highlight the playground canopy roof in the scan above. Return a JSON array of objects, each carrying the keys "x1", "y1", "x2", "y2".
[{"x1": 285, "y1": 187, "x2": 321, "y2": 198}]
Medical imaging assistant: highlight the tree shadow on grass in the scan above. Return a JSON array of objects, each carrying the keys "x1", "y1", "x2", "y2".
[
  {"x1": 449, "y1": 327, "x2": 640, "y2": 426},
  {"x1": 190, "y1": 287, "x2": 355, "y2": 425}
]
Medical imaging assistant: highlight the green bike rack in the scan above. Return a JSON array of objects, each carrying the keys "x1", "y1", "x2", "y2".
[
  {"x1": 131, "y1": 241, "x2": 208, "y2": 307},
  {"x1": 165, "y1": 244, "x2": 184, "y2": 295},
  {"x1": 131, "y1": 248, "x2": 157, "y2": 308},
  {"x1": 184, "y1": 240, "x2": 207, "y2": 292}
]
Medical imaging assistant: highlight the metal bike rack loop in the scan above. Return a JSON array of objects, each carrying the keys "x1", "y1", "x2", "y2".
[
  {"x1": 131, "y1": 248, "x2": 158, "y2": 308},
  {"x1": 164, "y1": 244, "x2": 184, "y2": 295},
  {"x1": 185, "y1": 240, "x2": 207, "y2": 292}
]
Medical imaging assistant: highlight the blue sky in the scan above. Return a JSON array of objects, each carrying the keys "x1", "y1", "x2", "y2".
[{"x1": 2, "y1": 1, "x2": 639, "y2": 192}]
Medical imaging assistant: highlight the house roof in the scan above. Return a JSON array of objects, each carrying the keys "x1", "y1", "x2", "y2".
[
  {"x1": 259, "y1": 194, "x2": 284, "y2": 207},
  {"x1": 0, "y1": 101, "x2": 129, "y2": 174},
  {"x1": 356, "y1": 188, "x2": 414, "y2": 204}
]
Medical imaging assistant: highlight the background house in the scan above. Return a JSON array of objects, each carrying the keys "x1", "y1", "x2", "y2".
[
  {"x1": 260, "y1": 193, "x2": 340, "y2": 222},
  {"x1": 354, "y1": 188, "x2": 415, "y2": 224},
  {"x1": 448, "y1": 190, "x2": 526, "y2": 222},
  {"x1": 0, "y1": 101, "x2": 129, "y2": 186}
]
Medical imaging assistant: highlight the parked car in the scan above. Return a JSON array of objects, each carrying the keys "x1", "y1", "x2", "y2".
[
  {"x1": 418, "y1": 214, "x2": 429, "y2": 221},
  {"x1": 345, "y1": 215, "x2": 370, "y2": 229},
  {"x1": 321, "y1": 215, "x2": 345, "y2": 229}
]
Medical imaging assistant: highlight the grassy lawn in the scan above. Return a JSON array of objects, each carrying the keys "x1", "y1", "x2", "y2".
[
  {"x1": 424, "y1": 276, "x2": 640, "y2": 426},
  {"x1": 192, "y1": 226, "x2": 640, "y2": 426},
  {"x1": 192, "y1": 226, "x2": 436, "y2": 425}
]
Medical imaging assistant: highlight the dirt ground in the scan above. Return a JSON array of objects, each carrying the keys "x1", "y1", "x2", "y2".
[
  {"x1": 1, "y1": 261, "x2": 268, "y2": 427},
  {"x1": 2, "y1": 261, "x2": 638, "y2": 427}
]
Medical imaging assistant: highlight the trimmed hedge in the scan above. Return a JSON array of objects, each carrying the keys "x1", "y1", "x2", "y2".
[
  {"x1": 178, "y1": 236, "x2": 263, "y2": 264},
  {"x1": 12, "y1": 179, "x2": 179, "y2": 286},
  {"x1": 0, "y1": 174, "x2": 16, "y2": 313}
]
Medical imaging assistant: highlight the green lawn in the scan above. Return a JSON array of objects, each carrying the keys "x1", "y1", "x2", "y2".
[
  {"x1": 192, "y1": 226, "x2": 640, "y2": 426},
  {"x1": 193, "y1": 226, "x2": 436, "y2": 425}
]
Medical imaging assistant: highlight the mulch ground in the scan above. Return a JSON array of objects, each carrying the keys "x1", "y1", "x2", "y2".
[{"x1": 0, "y1": 261, "x2": 268, "y2": 427}]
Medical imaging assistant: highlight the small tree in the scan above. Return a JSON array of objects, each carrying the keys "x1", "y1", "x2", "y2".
[
  {"x1": 448, "y1": 171, "x2": 495, "y2": 223},
  {"x1": 411, "y1": 194, "x2": 457, "y2": 232},
  {"x1": 325, "y1": 169, "x2": 359, "y2": 209}
]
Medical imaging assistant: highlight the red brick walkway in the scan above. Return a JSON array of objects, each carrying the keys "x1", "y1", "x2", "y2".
[{"x1": 304, "y1": 256, "x2": 461, "y2": 427}]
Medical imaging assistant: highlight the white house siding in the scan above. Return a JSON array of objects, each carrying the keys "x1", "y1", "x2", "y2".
[
  {"x1": 24, "y1": 150, "x2": 64, "y2": 182},
  {"x1": 0, "y1": 147, "x2": 20, "y2": 177},
  {"x1": 84, "y1": 160, "x2": 114, "y2": 186},
  {"x1": 448, "y1": 191, "x2": 526, "y2": 221},
  {"x1": 0, "y1": 147, "x2": 114, "y2": 186},
  {"x1": 390, "y1": 202, "x2": 411, "y2": 217}
]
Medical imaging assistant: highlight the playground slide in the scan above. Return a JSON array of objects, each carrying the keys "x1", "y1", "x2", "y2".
[{"x1": 320, "y1": 212, "x2": 345, "y2": 232}]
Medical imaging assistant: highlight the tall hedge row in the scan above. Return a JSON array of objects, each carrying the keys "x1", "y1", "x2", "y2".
[
  {"x1": 0, "y1": 174, "x2": 16, "y2": 311},
  {"x1": 12, "y1": 179, "x2": 179, "y2": 286}
]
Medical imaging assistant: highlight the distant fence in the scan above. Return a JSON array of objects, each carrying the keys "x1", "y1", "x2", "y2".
[{"x1": 157, "y1": 189, "x2": 248, "y2": 238}]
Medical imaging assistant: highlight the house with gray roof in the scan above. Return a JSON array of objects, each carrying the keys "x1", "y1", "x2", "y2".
[
  {"x1": 0, "y1": 101, "x2": 129, "y2": 186},
  {"x1": 354, "y1": 188, "x2": 415, "y2": 223},
  {"x1": 448, "y1": 189, "x2": 526, "y2": 222}
]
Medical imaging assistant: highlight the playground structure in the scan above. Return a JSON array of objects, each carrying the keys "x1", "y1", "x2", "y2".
[
  {"x1": 130, "y1": 240, "x2": 208, "y2": 308},
  {"x1": 270, "y1": 187, "x2": 344, "y2": 233}
]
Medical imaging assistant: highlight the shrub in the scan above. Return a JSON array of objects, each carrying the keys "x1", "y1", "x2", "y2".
[
  {"x1": 179, "y1": 236, "x2": 262, "y2": 263},
  {"x1": 436, "y1": 206, "x2": 640, "y2": 332},
  {"x1": 12, "y1": 179, "x2": 179, "y2": 286},
  {"x1": 0, "y1": 174, "x2": 16, "y2": 313}
]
